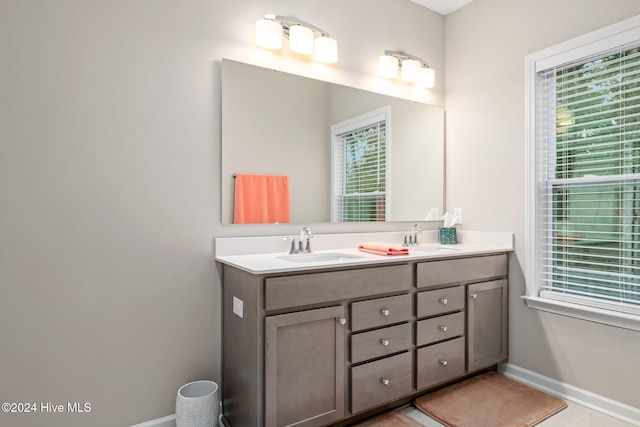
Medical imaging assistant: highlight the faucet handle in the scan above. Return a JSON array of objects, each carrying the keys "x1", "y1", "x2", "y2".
[
  {"x1": 283, "y1": 236, "x2": 297, "y2": 254},
  {"x1": 410, "y1": 224, "x2": 423, "y2": 246},
  {"x1": 304, "y1": 235, "x2": 318, "y2": 253}
]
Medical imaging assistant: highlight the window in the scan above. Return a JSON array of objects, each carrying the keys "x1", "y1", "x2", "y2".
[
  {"x1": 526, "y1": 16, "x2": 640, "y2": 329},
  {"x1": 331, "y1": 107, "x2": 390, "y2": 222}
]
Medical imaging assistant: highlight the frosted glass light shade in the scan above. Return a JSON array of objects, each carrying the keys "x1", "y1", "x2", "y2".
[
  {"x1": 401, "y1": 59, "x2": 420, "y2": 82},
  {"x1": 314, "y1": 36, "x2": 338, "y2": 63},
  {"x1": 289, "y1": 25, "x2": 314, "y2": 54},
  {"x1": 379, "y1": 55, "x2": 399, "y2": 78},
  {"x1": 256, "y1": 19, "x2": 282, "y2": 49},
  {"x1": 416, "y1": 67, "x2": 436, "y2": 88}
]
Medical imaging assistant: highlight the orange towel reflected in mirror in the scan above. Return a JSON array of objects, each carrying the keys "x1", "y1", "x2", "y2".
[{"x1": 233, "y1": 174, "x2": 290, "y2": 224}]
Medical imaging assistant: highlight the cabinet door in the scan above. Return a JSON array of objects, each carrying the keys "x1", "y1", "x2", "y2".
[
  {"x1": 467, "y1": 279, "x2": 508, "y2": 372},
  {"x1": 265, "y1": 306, "x2": 346, "y2": 427}
]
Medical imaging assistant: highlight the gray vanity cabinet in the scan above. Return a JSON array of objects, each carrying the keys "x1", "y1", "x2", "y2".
[
  {"x1": 221, "y1": 264, "x2": 413, "y2": 427},
  {"x1": 415, "y1": 254, "x2": 508, "y2": 391},
  {"x1": 220, "y1": 253, "x2": 509, "y2": 427},
  {"x1": 467, "y1": 279, "x2": 508, "y2": 371},
  {"x1": 264, "y1": 306, "x2": 346, "y2": 427}
]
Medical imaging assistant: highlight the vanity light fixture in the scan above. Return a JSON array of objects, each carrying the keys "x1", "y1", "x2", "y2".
[
  {"x1": 255, "y1": 14, "x2": 338, "y2": 63},
  {"x1": 379, "y1": 50, "x2": 436, "y2": 88}
]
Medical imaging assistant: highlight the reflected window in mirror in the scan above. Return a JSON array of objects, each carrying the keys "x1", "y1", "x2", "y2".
[{"x1": 332, "y1": 107, "x2": 389, "y2": 222}]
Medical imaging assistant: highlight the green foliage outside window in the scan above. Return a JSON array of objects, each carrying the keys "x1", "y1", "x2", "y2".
[
  {"x1": 551, "y1": 45, "x2": 640, "y2": 306},
  {"x1": 341, "y1": 123, "x2": 387, "y2": 222}
]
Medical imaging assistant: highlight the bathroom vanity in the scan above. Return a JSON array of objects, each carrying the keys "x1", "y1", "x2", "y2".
[{"x1": 216, "y1": 232, "x2": 511, "y2": 427}]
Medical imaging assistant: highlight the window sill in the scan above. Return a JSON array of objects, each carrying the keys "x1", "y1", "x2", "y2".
[{"x1": 522, "y1": 296, "x2": 640, "y2": 332}]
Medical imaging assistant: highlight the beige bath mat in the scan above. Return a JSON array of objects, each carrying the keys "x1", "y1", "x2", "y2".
[
  {"x1": 353, "y1": 409, "x2": 424, "y2": 427},
  {"x1": 414, "y1": 372, "x2": 567, "y2": 427}
]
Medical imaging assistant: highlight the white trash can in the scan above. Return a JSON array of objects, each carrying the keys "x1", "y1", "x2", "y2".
[{"x1": 175, "y1": 380, "x2": 220, "y2": 427}]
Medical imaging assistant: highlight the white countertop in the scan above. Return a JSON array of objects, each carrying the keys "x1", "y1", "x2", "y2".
[{"x1": 215, "y1": 230, "x2": 513, "y2": 274}]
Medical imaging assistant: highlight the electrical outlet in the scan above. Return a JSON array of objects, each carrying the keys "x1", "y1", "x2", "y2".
[
  {"x1": 453, "y1": 208, "x2": 463, "y2": 225},
  {"x1": 233, "y1": 296, "x2": 243, "y2": 318}
]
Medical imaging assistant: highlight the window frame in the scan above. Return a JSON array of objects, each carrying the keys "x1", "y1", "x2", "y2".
[{"x1": 525, "y1": 14, "x2": 640, "y2": 331}]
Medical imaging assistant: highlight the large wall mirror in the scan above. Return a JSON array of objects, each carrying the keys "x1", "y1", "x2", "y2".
[{"x1": 221, "y1": 59, "x2": 444, "y2": 225}]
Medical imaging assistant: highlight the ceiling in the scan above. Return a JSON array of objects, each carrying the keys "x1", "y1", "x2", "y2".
[{"x1": 410, "y1": 0, "x2": 475, "y2": 15}]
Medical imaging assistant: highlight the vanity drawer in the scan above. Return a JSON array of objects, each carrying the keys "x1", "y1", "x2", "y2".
[
  {"x1": 265, "y1": 264, "x2": 411, "y2": 311},
  {"x1": 351, "y1": 352, "x2": 413, "y2": 414},
  {"x1": 416, "y1": 312, "x2": 465, "y2": 346},
  {"x1": 351, "y1": 294, "x2": 413, "y2": 332},
  {"x1": 416, "y1": 254, "x2": 507, "y2": 289},
  {"x1": 416, "y1": 337, "x2": 465, "y2": 390},
  {"x1": 351, "y1": 323, "x2": 412, "y2": 364},
  {"x1": 416, "y1": 286, "x2": 464, "y2": 318}
]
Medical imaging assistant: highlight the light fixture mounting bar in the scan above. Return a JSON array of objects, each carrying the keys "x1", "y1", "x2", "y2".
[
  {"x1": 263, "y1": 14, "x2": 331, "y2": 37},
  {"x1": 384, "y1": 50, "x2": 430, "y2": 68}
]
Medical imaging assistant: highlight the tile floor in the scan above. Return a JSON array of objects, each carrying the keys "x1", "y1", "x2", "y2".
[{"x1": 401, "y1": 400, "x2": 636, "y2": 427}]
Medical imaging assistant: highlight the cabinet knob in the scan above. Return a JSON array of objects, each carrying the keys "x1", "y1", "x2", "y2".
[
  {"x1": 380, "y1": 378, "x2": 390, "y2": 386},
  {"x1": 337, "y1": 318, "x2": 347, "y2": 325},
  {"x1": 379, "y1": 339, "x2": 390, "y2": 346},
  {"x1": 439, "y1": 298, "x2": 448, "y2": 305},
  {"x1": 380, "y1": 309, "x2": 390, "y2": 317},
  {"x1": 439, "y1": 359, "x2": 448, "y2": 366},
  {"x1": 439, "y1": 325, "x2": 448, "y2": 332},
  {"x1": 471, "y1": 293, "x2": 477, "y2": 300}
]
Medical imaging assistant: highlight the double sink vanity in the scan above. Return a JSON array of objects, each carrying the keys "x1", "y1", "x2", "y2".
[{"x1": 215, "y1": 230, "x2": 513, "y2": 427}]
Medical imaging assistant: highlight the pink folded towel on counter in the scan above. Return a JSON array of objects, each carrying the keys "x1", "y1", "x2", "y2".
[{"x1": 358, "y1": 242, "x2": 409, "y2": 256}]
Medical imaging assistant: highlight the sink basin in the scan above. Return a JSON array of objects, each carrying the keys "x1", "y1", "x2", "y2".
[
  {"x1": 411, "y1": 246, "x2": 460, "y2": 254},
  {"x1": 276, "y1": 252, "x2": 364, "y2": 263}
]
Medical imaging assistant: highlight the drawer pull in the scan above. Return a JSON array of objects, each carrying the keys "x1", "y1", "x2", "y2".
[
  {"x1": 379, "y1": 339, "x2": 390, "y2": 346},
  {"x1": 471, "y1": 293, "x2": 478, "y2": 300},
  {"x1": 380, "y1": 378, "x2": 390, "y2": 386},
  {"x1": 338, "y1": 318, "x2": 347, "y2": 325},
  {"x1": 439, "y1": 359, "x2": 448, "y2": 366},
  {"x1": 439, "y1": 298, "x2": 448, "y2": 305},
  {"x1": 380, "y1": 308, "x2": 390, "y2": 317},
  {"x1": 439, "y1": 325, "x2": 448, "y2": 332}
]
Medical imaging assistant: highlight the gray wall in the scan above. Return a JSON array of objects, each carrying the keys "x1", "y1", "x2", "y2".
[
  {"x1": 445, "y1": 0, "x2": 640, "y2": 409},
  {"x1": 0, "y1": 1, "x2": 444, "y2": 426}
]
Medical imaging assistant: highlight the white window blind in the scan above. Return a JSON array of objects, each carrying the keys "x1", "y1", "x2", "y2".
[
  {"x1": 331, "y1": 107, "x2": 389, "y2": 222},
  {"x1": 536, "y1": 42, "x2": 640, "y2": 315}
]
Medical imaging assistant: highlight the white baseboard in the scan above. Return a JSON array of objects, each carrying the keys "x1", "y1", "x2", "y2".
[
  {"x1": 130, "y1": 414, "x2": 175, "y2": 427},
  {"x1": 130, "y1": 412, "x2": 225, "y2": 427},
  {"x1": 499, "y1": 363, "x2": 640, "y2": 426}
]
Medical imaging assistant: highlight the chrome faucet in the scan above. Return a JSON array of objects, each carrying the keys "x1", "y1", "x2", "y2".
[
  {"x1": 299, "y1": 226, "x2": 313, "y2": 253},
  {"x1": 403, "y1": 224, "x2": 422, "y2": 246},
  {"x1": 285, "y1": 226, "x2": 315, "y2": 254}
]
